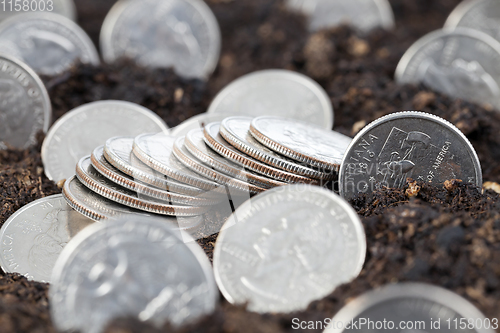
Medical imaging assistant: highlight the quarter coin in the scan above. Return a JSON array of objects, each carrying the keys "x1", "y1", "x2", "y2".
[
  {"x1": 185, "y1": 128, "x2": 287, "y2": 189},
  {"x1": 338, "y1": 111, "x2": 482, "y2": 201},
  {"x1": 0, "y1": 12, "x2": 98, "y2": 76},
  {"x1": 171, "y1": 112, "x2": 233, "y2": 138},
  {"x1": 286, "y1": 0, "x2": 395, "y2": 32},
  {"x1": 50, "y1": 216, "x2": 218, "y2": 333},
  {"x1": 395, "y1": 28, "x2": 500, "y2": 110},
  {"x1": 220, "y1": 116, "x2": 335, "y2": 180},
  {"x1": 76, "y1": 156, "x2": 209, "y2": 217},
  {"x1": 213, "y1": 185, "x2": 366, "y2": 314},
  {"x1": 0, "y1": 53, "x2": 51, "y2": 150},
  {"x1": 324, "y1": 283, "x2": 494, "y2": 333},
  {"x1": 203, "y1": 122, "x2": 319, "y2": 184},
  {"x1": 207, "y1": 69, "x2": 334, "y2": 129},
  {"x1": 250, "y1": 116, "x2": 352, "y2": 171},
  {"x1": 100, "y1": 0, "x2": 221, "y2": 79},
  {"x1": 0, "y1": 194, "x2": 93, "y2": 283},
  {"x1": 42, "y1": 100, "x2": 169, "y2": 182}
]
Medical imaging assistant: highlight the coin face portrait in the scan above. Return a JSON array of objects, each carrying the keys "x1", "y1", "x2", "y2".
[{"x1": 0, "y1": 78, "x2": 29, "y2": 141}]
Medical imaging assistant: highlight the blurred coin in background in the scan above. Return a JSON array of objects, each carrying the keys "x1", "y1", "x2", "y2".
[
  {"x1": 50, "y1": 216, "x2": 218, "y2": 333},
  {"x1": 445, "y1": 0, "x2": 500, "y2": 42},
  {"x1": 395, "y1": 28, "x2": 500, "y2": 110},
  {"x1": 0, "y1": 54, "x2": 51, "y2": 150},
  {"x1": 0, "y1": 194, "x2": 93, "y2": 283},
  {"x1": 286, "y1": 0, "x2": 395, "y2": 32},
  {"x1": 42, "y1": 100, "x2": 169, "y2": 182},
  {"x1": 208, "y1": 69, "x2": 334, "y2": 129},
  {"x1": 100, "y1": 0, "x2": 221, "y2": 79},
  {"x1": 324, "y1": 283, "x2": 494, "y2": 333},
  {"x1": 0, "y1": 12, "x2": 98, "y2": 75},
  {"x1": 0, "y1": 0, "x2": 76, "y2": 22}
]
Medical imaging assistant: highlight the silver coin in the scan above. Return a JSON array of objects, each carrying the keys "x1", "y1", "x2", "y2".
[
  {"x1": 250, "y1": 116, "x2": 352, "y2": 171},
  {"x1": 0, "y1": 12, "x2": 98, "y2": 76},
  {"x1": 42, "y1": 100, "x2": 169, "y2": 182},
  {"x1": 0, "y1": 0, "x2": 77, "y2": 21},
  {"x1": 171, "y1": 112, "x2": 234, "y2": 138},
  {"x1": 395, "y1": 28, "x2": 500, "y2": 110},
  {"x1": 185, "y1": 127, "x2": 287, "y2": 189},
  {"x1": 49, "y1": 216, "x2": 218, "y2": 333},
  {"x1": 133, "y1": 132, "x2": 225, "y2": 193},
  {"x1": 207, "y1": 69, "x2": 334, "y2": 129},
  {"x1": 77, "y1": 156, "x2": 209, "y2": 217},
  {"x1": 339, "y1": 111, "x2": 482, "y2": 201},
  {"x1": 0, "y1": 194, "x2": 93, "y2": 283},
  {"x1": 221, "y1": 116, "x2": 334, "y2": 180},
  {"x1": 445, "y1": 0, "x2": 500, "y2": 42},
  {"x1": 100, "y1": 0, "x2": 221, "y2": 79},
  {"x1": 103, "y1": 136, "x2": 207, "y2": 198},
  {"x1": 213, "y1": 184, "x2": 366, "y2": 314},
  {"x1": 286, "y1": 0, "x2": 395, "y2": 32},
  {"x1": 0, "y1": 53, "x2": 51, "y2": 150},
  {"x1": 324, "y1": 282, "x2": 494, "y2": 333}
]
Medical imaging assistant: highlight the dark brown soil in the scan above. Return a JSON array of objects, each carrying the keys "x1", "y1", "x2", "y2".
[{"x1": 2, "y1": 0, "x2": 500, "y2": 332}]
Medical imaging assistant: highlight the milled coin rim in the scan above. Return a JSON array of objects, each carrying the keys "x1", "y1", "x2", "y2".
[
  {"x1": 77, "y1": 156, "x2": 209, "y2": 217},
  {"x1": 185, "y1": 128, "x2": 286, "y2": 189},
  {"x1": 220, "y1": 117, "x2": 334, "y2": 180},
  {"x1": 324, "y1": 282, "x2": 494, "y2": 333},
  {"x1": 41, "y1": 100, "x2": 169, "y2": 181},
  {"x1": 338, "y1": 111, "x2": 483, "y2": 199},
  {"x1": 173, "y1": 136, "x2": 266, "y2": 195},
  {"x1": 206, "y1": 69, "x2": 334, "y2": 129},
  {"x1": 62, "y1": 176, "x2": 109, "y2": 221},
  {"x1": 213, "y1": 184, "x2": 367, "y2": 312},
  {"x1": 103, "y1": 136, "x2": 207, "y2": 198},
  {"x1": 249, "y1": 116, "x2": 344, "y2": 171},
  {"x1": 100, "y1": 0, "x2": 221, "y2": 79},
  {"x1": 444, "y1": 0, "x2": 488, "y2": 29},
  {"x1": 92, "y1": 145, "x2": 219, "y2": 206},
  {"x1": 203, "y1": 122, "x2": 319, "y2": 185}
]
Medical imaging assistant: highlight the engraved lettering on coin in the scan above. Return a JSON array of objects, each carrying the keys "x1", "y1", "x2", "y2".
[
  {"x1": 395, "y1": 28, "x2": 500, "y2": 110},
  {"x1": 207, "y1": 69, "x2": 334, "y2": 129},
  {"x1": 214, "y1": 185, "x2": 366, "y2": 313},
  {"x1": 339, "y1": 111, "x2": 482, "y2": 201},
  {"x1": 0, "y1": 12, "x2": 98, "y2": 75},
  {"x1": 100, "y1": 0, "x2": 221, "y2": 79},
  {"x1": 0, "y1": 194, "x2": 93, "y2": 283}
]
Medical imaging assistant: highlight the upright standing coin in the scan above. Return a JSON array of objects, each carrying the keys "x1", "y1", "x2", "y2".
[
  {"x1": 213, "y1": 185, "x2": 366, "y2": 314},
  {"x1": 42, "y1": 100, "x2": 169, "y2": 182},
  {"x1": 286, "y1": 0, "x2": 395, "y2": 32},
  {"x1": 395, "y1": 28, "x2": 500, "y2": 110},
  {"x1": 324, "y1": 283, "x2": 494, "y2": 333},
  {"x1": 339, "y1": 111, "x2": 482, "y2": 201},
  {"x1": 100, "y1": 0, "x2": 221, "y2": 79},
  {"x1": 50, "y1": 216, "x2": 218, "y2": 333},
  {"x1": 0, "y1": 194, "x2": 93, "y2": 283},
  {"x1": 221, "y1": 117, "x2": 334, "y2": 180},
  {"x1": 445, "y1": 0, "x2": 500, "y2": 42},
  {"x1": 207, "y1": 70, "x2": 334, "y2": 129},
  {"x1": 0, "y1": 0, "x2": 77, "y2": 22},
  {"x1": 0, "y1": 54, "x2": 51, "y2": 149},
  {"x1": 0, "y1": 12, "x2": 98, "y2": 76},
  {"x1": 250, "y1": 116, "x2": 352, "y2": 171}
]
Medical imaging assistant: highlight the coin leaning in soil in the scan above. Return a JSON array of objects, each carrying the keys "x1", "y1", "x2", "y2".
[
  {"x1": 213, "y1": 184, "x2": 366, "y2": 314},
  {"x1": 42, "y1": 100, "x2": 169, "y2": 182},
  {"x1": 0, "y1": 194, "x2": 94, "y2": 283},
  {"x1": 100, "y1": 0, "x2": 221, "y2": 79},
  {"x1": 0, "y1": 12, "x2": 99, "y2": 76},
  {"x1": 0, "y1": 53, "x2": 51, "y2": 150},
  {"x1": 395, "y1": 27, "x2": 500, "y2": 110},
  {"x1": 49, "y1": 216, "x2": 218, "y2": 333},
  {"x1": 338, "y1": 111, "x2": 483, "y2": 201},
  {"x1": 207, "y1": 69, "x2": 334, "y2": 129},
  {"x1": 250, "y1": 116, "x2": 352, "y2": 172},
  {"x1": 324, "y1": 283, "x2": 494, "y2": 333}
]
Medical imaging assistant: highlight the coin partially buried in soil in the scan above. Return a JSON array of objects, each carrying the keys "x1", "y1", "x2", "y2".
[{"x1": 339, "y1": 111, "x2": 483, "y2": 201}]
